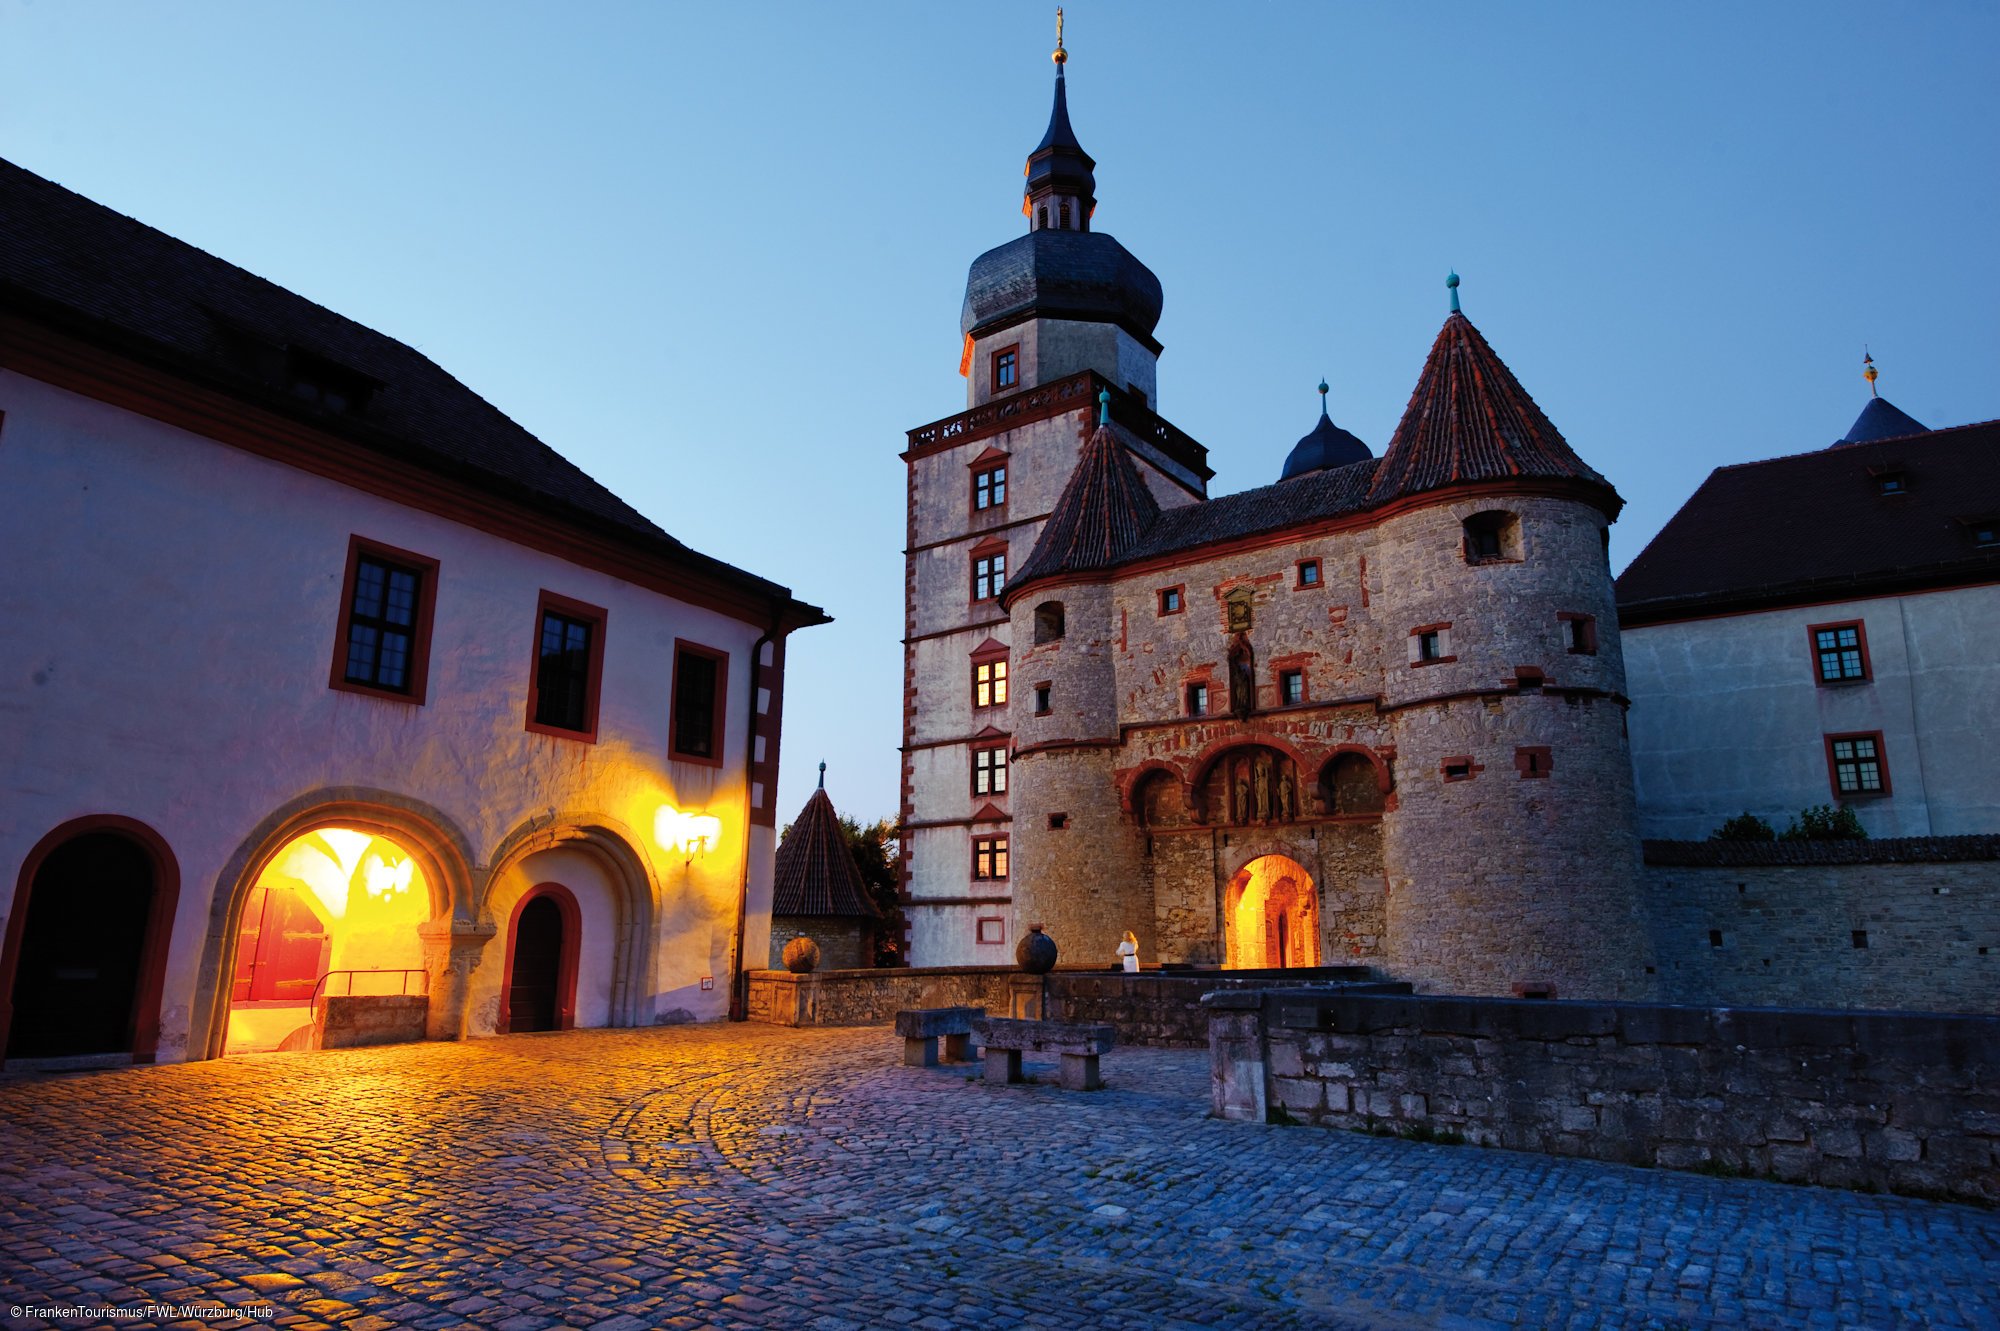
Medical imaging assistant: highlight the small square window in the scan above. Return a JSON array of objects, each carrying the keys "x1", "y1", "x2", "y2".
[
  {"x1": 1279, "y1": 670, "x2": 1304, "y2": 705},
  {"x1": 1709, "y1": 929, "x2": 1724, "y2": 948},
  {"x1": 973, "y1": 745, "x2": 1009, "y2": 796},
  {"x1": 992, "y1": 345, "x2": 1019, "y2": 394},
  {"x1": 1560, "y1": 613, "x2": 1598, "y2": 656},
  {"x1": 1417, "y1": 630, "x2": 1443, "y2": 662},
  {"x1": 1296, "y1": 560, "x2": 1321, "y2": 588},
  {"x1": 1047, "y1": 812, "x2": 1068, "y2": 830},
  {"x1": 1441, "y1": 757, "x2": 1475, "y2": 782},
  {"x1": 1966, "y1": 517, "x2": 1999, "y2": 547},
  {"x1": 1851, "y1": 930, "x2": 1869, "y2": 949},
  {"x1": 973, "y1": 835, "x2": 1009, "y2": 881},
  {"x1": 1827, "y1": 732, "x2": 1888, "y2": 797},
  {"x1": 1810, "y1": 622, "x2": 1869, "y2": 684},
  {"x1": 976, "y1": 917, "x2": 1006, "y2": 945},
  {"x1": 973, "y1": 659, "x2": 1008, "y2": 709},
  {"x1": 1186, "y1": 682, "x2": 1210, "y2": 716},
  {"x1": 1033, "y1": 683, "x2": 1052, "y2": 714},
  {"x1": 1158, "y1": 587, "x2": 1184, "y2": 615},
  {"x1": 974, "y1": 464, "x2": 1008, "y2": 512},
  {"x1": 1876, "y1": 471, "x2": 1907, "y2": 496}
]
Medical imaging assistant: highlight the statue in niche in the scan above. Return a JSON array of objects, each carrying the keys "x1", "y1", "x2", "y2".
[
  {"x1": 1252, "y1": 756, "x2": 1272, "y2": 823},
  {"x1": 1277, "y1": 768, "x2": 1296, "y2": 822},
  {"x1": 1232, "y1": 766, "x2": 1251, "y2": 826},
  {"x1": 1227, "y1": 633, "x2": 1256, "y2": 718}
]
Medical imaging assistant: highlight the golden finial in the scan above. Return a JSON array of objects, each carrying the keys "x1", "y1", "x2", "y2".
[
  {"x1": 1863, "y1": 347, "x2": 1879, "y2": 398},
  {"x1": 1053, "y1": 7, "x2": 1067, "y2": 65}
]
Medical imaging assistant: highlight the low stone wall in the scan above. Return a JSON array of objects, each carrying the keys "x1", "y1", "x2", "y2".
[
  {"x1": 1206, "y1": 989, "x2": 2000, "y2": 1205},
  {"x1": 318, "y1": 995, "x2": 429, "y2": 1050},
  {"x1": 1045, "y1": 968, "x2": 1394, "y2": 1047},
  {"x1": 1640, "y1": 839, "x2": 1999, "y2": 1014},
  {"x1": 744, "y1": 965, "x2": 1387, "y2": 1043}
]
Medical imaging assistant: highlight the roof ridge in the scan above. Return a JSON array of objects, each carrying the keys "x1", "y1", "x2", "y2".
[{"x1": 1706, "y1": 415, "x2": 2000, "y2": 475}]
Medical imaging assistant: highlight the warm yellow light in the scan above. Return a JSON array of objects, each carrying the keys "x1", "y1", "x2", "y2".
[
  {"x1": 362, "y1": 853, "x2": 415, "y2": 899},
  {"x1": 655, "y1": 806, "x2": 723, "y2": 856}
]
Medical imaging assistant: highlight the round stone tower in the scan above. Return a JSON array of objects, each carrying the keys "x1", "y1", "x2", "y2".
[{"x1": 1366, "y1": 295, "x2": 1655, "y2": 1000}]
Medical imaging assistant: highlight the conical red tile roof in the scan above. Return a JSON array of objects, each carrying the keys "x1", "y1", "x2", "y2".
[
  {"x1": 1368, "y1": 313, "x2": 1616, "y2": 511},
  {"x1": 1007, "y1": 419, "x2": 1163, "y2": 596},
  {"x1": 772, "y1": 788, "x2": 879, "y2": 918}
]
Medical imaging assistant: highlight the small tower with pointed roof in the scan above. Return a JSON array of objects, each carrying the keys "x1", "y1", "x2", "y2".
[{"x1": 768, "y1": 765, "x2": 881, "y2": 971}]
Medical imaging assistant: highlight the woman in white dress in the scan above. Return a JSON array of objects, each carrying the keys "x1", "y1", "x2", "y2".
[{"x1": 1117, "y1": 930, "x2": 1140, "y2": 973}]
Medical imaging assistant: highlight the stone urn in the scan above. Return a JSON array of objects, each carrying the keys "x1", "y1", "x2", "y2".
[
  {"x1": 782, "y1": 936, "x2": 821, "y2": 974},
  {"x1": 1016, "y1": 924, "x2": 1058, "y2": 974}
]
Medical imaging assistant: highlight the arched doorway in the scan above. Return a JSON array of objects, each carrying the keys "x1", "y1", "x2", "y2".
[
  {"x1": 1223, "y1": 854, "x2": 1322, "y2": 970},
  {"x1": 500, "y1": 885, "x2": 580, "y2": 1034},
  {"x1": 221, "y1": 827, "x2": 434, "y2": 1054},
  {"x1": 4, "y1": 827, "x2": 170, "y2": 1060}
]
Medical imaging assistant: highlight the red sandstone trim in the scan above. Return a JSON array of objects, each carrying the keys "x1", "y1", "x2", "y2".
[
  {"x1": 0, "y1": 815, "x2": 182, "y2": 1064},
  {"x1": 1823, "y1": 729, "x2": 1892, "y2": 799},
  {"x1": 1805, "y1": 618, "x2": 1873, "y2": 686}
]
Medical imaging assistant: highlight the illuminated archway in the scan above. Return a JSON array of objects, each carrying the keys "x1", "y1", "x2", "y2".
[
  {"x1": 1223, "y1": 854, "x2": 1321, "y2": 970},
  {"x1": 222, "y1": 827, "x2": 434, "y2": 1054}
]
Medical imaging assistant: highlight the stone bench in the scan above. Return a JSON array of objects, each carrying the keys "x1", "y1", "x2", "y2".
[
  {"x1": 972, "y1": 1017, "x2": 1116, "y2": 1090},
  {"x1": 894, "y1": 1006, "x2": 985, "y2": 1067}
]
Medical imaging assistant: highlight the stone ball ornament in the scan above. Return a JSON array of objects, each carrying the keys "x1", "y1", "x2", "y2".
[
  {"x1": 782, "y1": 936, "x2": 821, "y2": 974},
  {"x1": 1016, "y1": 924, "x2": 1059, "y2": 974}
]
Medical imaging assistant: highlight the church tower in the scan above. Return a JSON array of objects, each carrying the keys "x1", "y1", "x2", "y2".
[{"x1": 898, "y1": 30, "x2": 1210, "y2": 965}]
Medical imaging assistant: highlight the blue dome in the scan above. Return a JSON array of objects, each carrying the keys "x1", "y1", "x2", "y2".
[
  {"x1": 961, "y1": 227, "x2": 1164, "y2": 345},
  {"x1": 1280, "y1": 405, "x2": 1372, "y2": 480},
  {"x1": 1834, "y1": 396, "x2": 1929, "y2": 447}
]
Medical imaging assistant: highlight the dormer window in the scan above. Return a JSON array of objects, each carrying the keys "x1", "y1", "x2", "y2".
[
  {"x1": 1966, "y1": 517, "x2": 1999, "y2": 547},
  {"x1": 286, "y1": 348, "x2": 377, "y2": 415},
  {"x1": 1876, "y1": 471, "x2": 1908, "y2": 496}
]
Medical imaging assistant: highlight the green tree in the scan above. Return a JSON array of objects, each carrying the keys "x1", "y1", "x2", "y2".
[
  {"x1": 1781, "y1": 805, "x2": 1868, "y2": 841},
  {"x1": 1708, "y1": 812, "x2": 1777, "y2": 842},
  {"x1": 838, "y1": 816, "x2": 907, "y2": 966}
]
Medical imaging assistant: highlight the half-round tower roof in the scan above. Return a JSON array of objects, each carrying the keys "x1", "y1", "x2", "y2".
[
  {"x1": 772, "y1": 785, "x2": 878, "y2": 919},
  {"x1": 1367, "y1": 308, "x2": 1619, "y2": 516},
  {"x1": 1280, "y1": 382, "x2": 1372, "y2": 480},
  {"x1": 961, "y1": 228, "x2": 1163, "y2": 344}
]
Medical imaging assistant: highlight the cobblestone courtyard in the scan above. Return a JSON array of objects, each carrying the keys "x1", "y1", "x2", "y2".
[{"x1": 1, "y1": 1026, "x2": 1995, "y2": 1331}]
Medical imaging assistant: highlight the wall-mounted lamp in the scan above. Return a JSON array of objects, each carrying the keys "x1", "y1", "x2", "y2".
[{"x1": 655, "y1": 807, "x2": 723, "y2": 862}]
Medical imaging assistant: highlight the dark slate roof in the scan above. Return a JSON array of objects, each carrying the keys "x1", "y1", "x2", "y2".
[
  {"x1": 1006, "y1": 418, "x2": 1162, "y2": 592},
  {"x1": 1836, "y1": 395, "x2": 1929, "y2": 447},
  {"x1": 1616, "y1": 418, "x2": 2000, "y2": 624},
  {"x1": 1368, "y1": 312, "x2": 1617, "y2": 513},
  {"x1": 962, "y1": 227, "x2": 1163, "y2": 343},
  {"x1": 772, "y1": 788, "x2": 879, "y2": 919},
  {"x1": 0, "y1": 157, "x2": 819, "y2": 614},
  {"x1": 1280, "y1": 404, "x2": 1372, "y2": 480},
  {"x1": 1132, "y1": 459, "x2": 1379, "y2": 563}
]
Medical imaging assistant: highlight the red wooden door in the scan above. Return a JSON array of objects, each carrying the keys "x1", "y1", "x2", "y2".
[{"x1": 231, "y1": 886, "x2": 327, "y2": 1003}]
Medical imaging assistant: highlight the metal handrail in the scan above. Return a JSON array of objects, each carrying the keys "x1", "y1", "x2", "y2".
[{"x1": 309, "y1": 968, "x2": 429, "y2": 1022}]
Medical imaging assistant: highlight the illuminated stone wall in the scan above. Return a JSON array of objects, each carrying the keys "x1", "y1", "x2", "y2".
[
  {"x1": 0, "y1": 369, "x2": 785, "y2": 1060},
  {"x1": 996, "y1": 487, "x2": 1653, "y2": 1001}
]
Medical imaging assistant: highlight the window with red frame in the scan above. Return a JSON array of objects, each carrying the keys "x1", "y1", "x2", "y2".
[
  {"x1": 670, "y1": 641, "x2": 727, "y2": 763},
  {"x1": 992, "y1": 345, "x2": 1019, "y2": 394},
  {"x1": 1827, "y1": 733, "x2": 1888, "y2": 796},
  {"x1": 1560, "y1": 612, "x2": 1598, "y2": 656},
  {"x1": 527, "y1": 593, "x2": 606, "y2": 740},
  {"x1": 1296, "y1": 559, "x2": 1321, "y2": 588},
  {"x1": 974, "y1": 464, "x2": 1007, "y2": 511},
  {"x1": 1158, "y1": 587, "x2": 1184, "y2": 615},
  {"x1": 974, "y1": 659, "x2": 1008, "y2": 708},
  {"x1": 974, "y1": 552, "x2": 1007, "y2": 601},
  {"x1": 973, "y1": 744, "x2": 1009, "y2": 796},
  {"x1": 333, "y1": 539, "x2": 437, "y2": 701},
  {"x1": 973, "y1": 835, "x2": 1009, "y2": 881},
  {"x1": 1812, "y1": 623, "x2": 1869, "y2": 683}
]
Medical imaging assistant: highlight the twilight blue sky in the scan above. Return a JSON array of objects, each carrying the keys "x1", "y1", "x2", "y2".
[{"x1": 4, "y1": 2, "x2": 1995, "y2": 827}]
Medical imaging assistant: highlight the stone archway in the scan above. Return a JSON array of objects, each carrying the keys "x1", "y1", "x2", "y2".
[
  {"x1": 1222, "y1": 854, "x2": 1322, "y2": 970},
  {"x1": 193, "y1": 791, "x2": 480, "y2": 1060}
]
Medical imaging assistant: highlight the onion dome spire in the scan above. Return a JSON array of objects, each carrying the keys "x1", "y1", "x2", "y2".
[
  {"x1": 1024, "y1": 8, "x2": 1097, "y2": 231},
  {"x1": 1280, "y1": 377, "x2": 1372, "y2": 480}
]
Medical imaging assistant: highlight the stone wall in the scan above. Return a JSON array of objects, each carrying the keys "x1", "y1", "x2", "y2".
[
  {"x1": 1206, "y1": 989, "x2": 2000, "y2": 1205},
  {"x1": 1642, "y1": 838, "x2": 2000, "y2": 1014},
  {"x1": 742, "y1": 964, "x2": 1393, "y2": 1044},
  {"x1": 768, "y1": 917, "x2": 871, "y2": 972},
  {"x1": 318, "y1": 995, "x2": 429, "y2": 1051}
]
